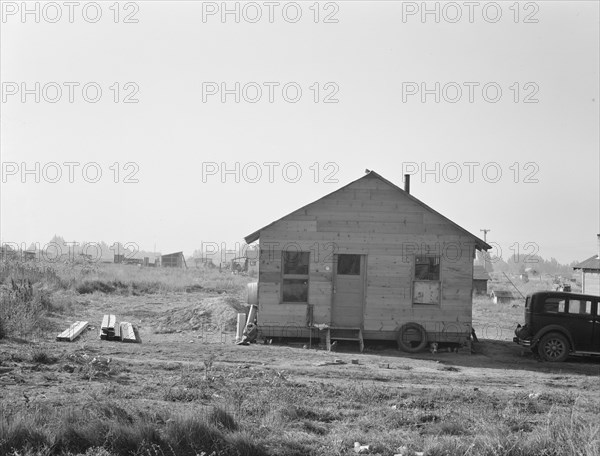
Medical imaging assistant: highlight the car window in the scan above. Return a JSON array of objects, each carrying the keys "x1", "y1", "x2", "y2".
[
  {"x1": 543, "y1": 298, "x2": 566, "y2": 313},
  {"x1": 568, "y1": 300, "x2": 592, "y2": 315}
]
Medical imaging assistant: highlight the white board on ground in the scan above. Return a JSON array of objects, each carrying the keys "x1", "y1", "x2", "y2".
[
  {"x1": 57, "y1": 321, "x2": 89, "y2": 342},
  {"x1": 120, "y1": 322, "x2": 137, "y2": 343}
]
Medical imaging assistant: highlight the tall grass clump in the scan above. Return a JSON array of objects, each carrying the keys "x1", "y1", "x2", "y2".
[
  {"x1": 0, "y1": 401, "x2": 266, "y2": 456},
  {"x1": 0, "y1": 260, "x2": 71, "y2": 338}
]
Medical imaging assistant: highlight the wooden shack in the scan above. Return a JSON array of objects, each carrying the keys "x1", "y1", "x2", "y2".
[
  {"x1": 161, "y1": 251, "x2": 187, "y2": 268},
  {"x1": 573, "y1": 255, "x2": 600, "y2": 296},
  {"x1": 490, "y1": 290, "x2": 514, "y2": 304},
  {"x1": 244, "y1": 171, "x2": 491, "y2": 349},
  {"x1": 473, "y1": 266, "x2": 490, "y2": 295}
]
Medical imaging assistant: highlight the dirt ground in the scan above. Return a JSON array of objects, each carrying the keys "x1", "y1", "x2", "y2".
[{"x1": 2, "y1": 289, "x2": 599, "y2": 414}]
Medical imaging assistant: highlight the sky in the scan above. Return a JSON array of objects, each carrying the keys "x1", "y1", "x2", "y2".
[{"x1": 1, "y1": 0, "x2": 599, "y2": 264}]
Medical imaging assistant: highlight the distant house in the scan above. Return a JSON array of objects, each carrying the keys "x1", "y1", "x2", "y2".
[
  {"x1": 519, "y1": 272, "x2": 529, "y2": 282},
  {"x1": 573, "y1": 255, "x2": 600, "y2": 296},
  {"x1": 0, "y1": 245, "x2": 18, "y2": 261},
  {"x1": 161, "y1": 251, "x2": 187, "y2": 268},
  {"x1": 473, "y1": 266, "x2": 490, "y2": 295},
  {"x1": 490, "y1": 290, "x2": 515, "y2": 304},
  {"x1": 23, "y1": 250, "x2": 36, "y2": 261}
]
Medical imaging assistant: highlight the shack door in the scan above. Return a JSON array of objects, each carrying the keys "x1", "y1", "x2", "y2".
[{"x1": 331, "y1": 254, "x2": 365, "y2": 327}]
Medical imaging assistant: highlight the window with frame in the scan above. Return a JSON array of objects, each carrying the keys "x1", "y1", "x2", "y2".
[
  {"x1": 568, "y1": 299, "x2": 592, "y2": 315},
  {"x1": 415, "y1": 256, "x2": 440, "y2": 280},
  {"x1": 281, "y1": 251, "x2": 309, "y2": 303},
  {"x1": 413, "y1": 255, "x2": 441, "y2": 305},
  {"x1": 543, "y1": 297, "x2": 566, "y2": 313}
]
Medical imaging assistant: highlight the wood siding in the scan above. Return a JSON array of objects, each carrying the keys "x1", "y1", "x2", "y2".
[
  {"x1": 583, "y1": 271, "x2": 600, "y2": 296},
  {"x1": 256, "y1": 174, "x2": 477, "y2": 341}
]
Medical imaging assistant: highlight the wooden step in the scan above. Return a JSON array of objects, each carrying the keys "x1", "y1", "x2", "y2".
[{"x1": 326, "y1": 327, "x2": 364, "y2": 353}]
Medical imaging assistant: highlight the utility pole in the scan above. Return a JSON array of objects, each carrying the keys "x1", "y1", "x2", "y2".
[
  {"x1": 480, "y1": 229, "x2": 491, "y2": 271},
  {"x1": 480, "y1": 229, "x2": 491, "y2": 243}
]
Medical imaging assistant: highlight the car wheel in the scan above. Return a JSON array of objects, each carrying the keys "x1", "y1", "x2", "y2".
[{"x1": 538, "y1": 332, "x2": 569, "y2": 362}]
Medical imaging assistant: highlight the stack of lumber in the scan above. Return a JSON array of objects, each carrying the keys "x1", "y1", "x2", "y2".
[
  {"x1": 56, "y1": 321, "x2": 89, "y2": 342},
  {"x1": 100, "y1": 314, "x2": 121, "y2": 341},
  {"x1": 100, "y1": 315, "x2": 140, "y2": 343},
  {"x1": 57, "y1": 315, "x2": 139, "y2": 343}
]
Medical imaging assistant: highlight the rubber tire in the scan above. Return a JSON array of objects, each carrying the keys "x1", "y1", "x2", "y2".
[
  {"x1": 397, "y1": 322, "x2": 428, "y2": 353},
  {"x1": 538, "y1": 332, "x2": 569, "y2": 362}
]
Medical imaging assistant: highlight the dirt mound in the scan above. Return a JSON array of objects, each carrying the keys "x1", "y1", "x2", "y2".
[{"x1": 153, "y1": 296, "x2": 247, "y2": 333}]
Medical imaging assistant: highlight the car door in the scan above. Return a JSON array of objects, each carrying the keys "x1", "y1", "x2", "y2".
[
  {"x1": 593, "y1": 299, "x2": 600, "y2": 353},
  {"x1": 566, "y1": 298, "x2": 595, "y2": 352}
]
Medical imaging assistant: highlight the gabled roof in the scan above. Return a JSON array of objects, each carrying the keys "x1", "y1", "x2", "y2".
[
  {"x1": 573, "y1": 255, "x2": 600, "y2": 271},
  {"x1": 161, "y1": 251, "x2": 184, "y2": 258},
  {"x1": 244, "y1": 170, "x2": 491, "y2": 250},
  {"x1": 473, "y1": 265, "x2": 491, "y2": 280}
]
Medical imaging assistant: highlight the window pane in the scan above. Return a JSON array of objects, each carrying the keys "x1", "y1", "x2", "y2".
[
  {"x1": 415, "y1": 256, "x2": 440, "y2": 280},
  {"x1": 569, "y1": 300, "x2": 592, "y2": 314},
  {"x1": 568, "y1": 300, "x2": 581, "y2": 314},
  {"x1": 283, "y1": 251, "x2": 309, "y2": 275},
  {"x1": 337, "y1": 254, "x2": 361, "y2": 275},
  {"x1": 282, "y1": 279, "x2": 308, "y2": 302},
  {"x1": 544, "y1": 298, "x2": 566, "y2": 313}
]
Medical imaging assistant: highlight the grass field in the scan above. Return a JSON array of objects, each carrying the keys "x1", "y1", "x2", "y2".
[{"x1": 1, "y1": 260, "x2": 599, "y2": 456}]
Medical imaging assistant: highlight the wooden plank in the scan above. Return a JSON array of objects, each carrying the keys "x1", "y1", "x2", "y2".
[
  {"x1": 120, "y1": 322, "x2": 138, "y2": 343},
  {"x1": 56, "y1": 321, "x2": 89, "y2": 342},
  {"x1": 270, "y1": 220, "x2": 317, "y2": 232},
  {"x1": 113, "y1": 320, "x2": 121, "y2": 339},
  {"x1": 101, "y1": 314, "x2": 116, "y2": 331}
]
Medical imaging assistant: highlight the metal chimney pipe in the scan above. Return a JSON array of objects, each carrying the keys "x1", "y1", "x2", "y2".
[{"x1": 404, "y1": 174, "x2": 410, "y2": 194}]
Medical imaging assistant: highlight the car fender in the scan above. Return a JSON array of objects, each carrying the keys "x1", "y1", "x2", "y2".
[{"x1": 532, "y1": 325, "x2": 574, "y2": 350}]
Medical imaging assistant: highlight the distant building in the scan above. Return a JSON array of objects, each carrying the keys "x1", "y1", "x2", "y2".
[
  {"x1": 473, "y1": 265, "x2": 490, "y2": 295},
  {"x1": 519, "y1": 273, "x2": 529, "y2": 282},
  {"x1": 490, "y1": 290, "x2": 515, "y2": 304},
  {"x1": 161, "y1": 251, "x2": 187, "y2": 268},
  {"x1": 0, "y1": 245, "x2": 17, "y2": 261},
  {"x1": 573, "y1": 255, "x2": 600, "y2": 296},
  {"x1": 23, "y1": 250, "x2": 36, "y2": 261}
]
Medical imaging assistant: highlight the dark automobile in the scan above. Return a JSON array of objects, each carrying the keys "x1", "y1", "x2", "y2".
[{"x1": 514, "y1": 291, "x2": 600, "y2": 362}]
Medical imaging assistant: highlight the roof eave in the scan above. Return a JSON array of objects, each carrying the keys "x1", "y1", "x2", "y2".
[{"x1": 244, "y1": 231, "x2": 260, "y2": 244}]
